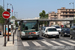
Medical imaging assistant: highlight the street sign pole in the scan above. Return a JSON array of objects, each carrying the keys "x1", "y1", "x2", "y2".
[
  {"x1": 13, "y1": 28, "x2": 14, "y2": 44},
  {"x1": 2, "y1": 11, "x2": 10, "y2": 46},
  {"x1": 4, "y1": 20, "x2": 6, "y2": 46}
]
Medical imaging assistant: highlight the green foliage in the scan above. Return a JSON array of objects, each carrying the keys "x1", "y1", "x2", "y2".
[
  {"x1": 11, "y1": 16, "x2": 16, "y2": 19},
  {"x1": 39, "y1": 10, "x2": 48, "y2": 26},
  {"x1": 39, "y1": 10, "x2": 48, "y2": 19},
  {"x1": 0, "y1": 5, "x2": 5, "y2": 24},
  {"x1": 15, "y1": 21, "x2": 18, "y2": 27}
]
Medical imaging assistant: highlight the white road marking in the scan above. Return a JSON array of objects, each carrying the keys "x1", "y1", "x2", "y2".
[
  {"x1": 60, "y1": 40, "x2": 75, "y2": 46},
  {"x1": 64, "y1": 39, "x2": 75, "y2": 43},
  {"x1": 32, "y1": 41, "x2": 41, "y2": 46},
  {"x1": 60, "y1": 37, "x2": 75, "y2": 43},
  {"x1": 51, "y1": 41, "x2": 65, "y2": 46},
  {"x1": 41, "y1": 41, "x2": 53, "y2": 46},
  {"x1": 68, "y1": 40, "x2": 75, "y2": 43},
  {"x1": 22, "y1": 42, "x2": 29, "y2": 46}
]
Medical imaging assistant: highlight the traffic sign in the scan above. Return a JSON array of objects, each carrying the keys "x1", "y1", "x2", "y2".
[{"x1": 2, "y1": 11, "x2": 10, "y2": 19}]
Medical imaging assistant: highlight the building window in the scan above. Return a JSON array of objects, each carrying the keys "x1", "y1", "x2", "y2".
[
  {"x1": 72, "y1": 9, "x2": 74, "y2": 11},
  {"x1": 66, "y1": 16, "x2": 67, "y2": 17},
  {"x1": 69, "y1": 9, "x2": 70, "y2": 11},
  {"x1": 63, "y1": 16, "x2": 65, "y2": 17},
  {"x1": 70, "y1": 15, "x2": 73, "y2": 17},
  {"x1": 69, "y1": 12, "x2": 73, "y2": 14}
]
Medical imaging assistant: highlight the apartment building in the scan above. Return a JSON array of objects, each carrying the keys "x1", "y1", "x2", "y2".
[{"x1": 48, "y1": 7, "x2": 75, "y2": 26}]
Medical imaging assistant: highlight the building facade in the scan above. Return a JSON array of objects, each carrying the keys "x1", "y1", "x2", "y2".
[{"x1": 48, "y1": 7, "x2": 75, "y2": 26}]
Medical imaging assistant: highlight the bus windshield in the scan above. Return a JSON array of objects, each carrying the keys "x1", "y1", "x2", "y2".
[{"x1": 21, "y1": 21, "x2": 38, "y2": 31}]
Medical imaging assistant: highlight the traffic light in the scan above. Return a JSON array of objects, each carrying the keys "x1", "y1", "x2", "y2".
[{"x1": 7, "y1": 9, "x2": 11, "y2": 13}]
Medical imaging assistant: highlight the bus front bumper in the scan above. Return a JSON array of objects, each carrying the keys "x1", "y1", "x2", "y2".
[{"x1": 21, "y1": 35, "x2": 39, "y2": 38}]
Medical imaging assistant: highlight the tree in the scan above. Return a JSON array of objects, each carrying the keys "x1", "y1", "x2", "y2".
[
  {"x1": 0, "y1": 5, "x2": 5, "y2": 24},
  {"x1": 10, "y1": 16, "x2": 16, "y2": 19},
  {"x1": 15, "y1": 21, "x2": 18, "y2": 27},
  {"x1": 39, "y1": 10, "x2": 48, "y2": 26},
  {"x1": 39, "y1": 10, "x2": 48, "y2": 19}
]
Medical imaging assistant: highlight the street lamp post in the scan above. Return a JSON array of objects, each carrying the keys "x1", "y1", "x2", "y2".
[
  {"x1": 3, "y1": 0, "x2": 4, "y2": 9},
  {"x1": 7, "y1": 3, "x2": 13, "y2": 16},
  {"x1": 69, "y1": 2, "x2": 75, "y2": 25},
  {"x1": 7, "y1": 3, "x2": 8, "y2": 9},
  {"x1": 14, "y1": 12, "x2": 18, "y2": 19},
  {"x1": 10, "y1": 4, "x2": 13, "y2": 17},
  {"x1": 69, "y1": 2, "x2": 74, "y2": 19},
  {"x1": 7, "y1": 3, "x2": 13, "y2": 41}
]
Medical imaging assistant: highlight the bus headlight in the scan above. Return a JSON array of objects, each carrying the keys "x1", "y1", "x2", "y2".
[
  {"x1": 21, "y1": 32, "x2": 25, "y2": 36},
  {"x1": 36, "y1": 32, "x2": 39, "y2": 35}
]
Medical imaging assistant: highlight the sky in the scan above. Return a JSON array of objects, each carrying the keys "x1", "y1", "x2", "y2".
[{"x1": 0, "y1": 0, "x2": 75, "y2": 19}]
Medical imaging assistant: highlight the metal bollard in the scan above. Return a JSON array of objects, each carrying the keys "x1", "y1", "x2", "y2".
[
  {"x1": 7, "y1": 23, "x2": 9, "y2": 41},
  {"x1": 13, "y1": 31, "x2": 14, "y2": 44}
]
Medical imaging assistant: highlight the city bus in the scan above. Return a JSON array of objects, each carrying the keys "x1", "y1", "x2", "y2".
[{"x1": 20, "y1": 20, "x2": 39, "y2": 39}]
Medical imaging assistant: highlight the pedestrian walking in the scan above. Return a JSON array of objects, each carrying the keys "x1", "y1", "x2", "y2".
[{"x1": 18, "y1": 26, "x2": 20, "y2": 32}]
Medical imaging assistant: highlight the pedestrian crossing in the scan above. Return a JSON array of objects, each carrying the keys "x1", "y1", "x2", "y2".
[
  {"x1": 60, "y1": 40, "x2": 75, "y2": 46},
  {"x1": 32, "y1": 41, "x2": 41, "y2": 46},
  {"x1": 50, "y1": 41, "x2": 65, "y2": 46},
  {"x1": 22, "y1": 42, "x2": 30, "y2": 46},
  {"x1": 22, "y1": 39, "x2": 75, "y2": 47}
]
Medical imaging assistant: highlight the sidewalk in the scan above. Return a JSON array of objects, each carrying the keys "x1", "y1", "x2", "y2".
[{"x1": 0, "y1": 30, "x2": 17, "y2": 50}]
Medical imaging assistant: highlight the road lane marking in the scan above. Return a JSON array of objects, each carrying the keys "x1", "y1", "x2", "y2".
[
  {"x1": 41, "y1": 41, "x2": 53, "y2": 46},
  {"x1": 60, "y1": 40, "x2": 75, "y2": 46},
  {"x1": 32, "y1": 41, "x2": 41, "y2": 46},
  {"x1": 68, "y1": 40, "x2": 75, "y2": 43},
  {"x1": 22, "y1": 42, "x2": 29, "y2": 46},
  {"x1": 64, "y1": 39, "x2": 75, "y2": 43},
  {"x1": 60, "y1": 37, "x2": 75, "y2": 43},
  {"x1": 51, "y1": 41, "x2": 65, "y2": 46}
]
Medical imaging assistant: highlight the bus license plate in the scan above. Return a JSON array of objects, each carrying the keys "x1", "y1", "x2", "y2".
[{"x1": 28, "y1": 36, "x2": 33, "y2": 38}]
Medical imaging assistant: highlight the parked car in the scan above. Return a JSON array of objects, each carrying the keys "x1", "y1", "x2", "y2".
[
  {"x1": 41, "y1": 27, "x2": 59, "y2": 38},
  {"x1": 70, "y1": 26, "x2": 75, "y2": 39},
  {"x1": 60, "y1": 28, "x2": 70, "y2": 37},
  {"x1": 51, "y1": 25, "x2": 61, "y2": 34}
]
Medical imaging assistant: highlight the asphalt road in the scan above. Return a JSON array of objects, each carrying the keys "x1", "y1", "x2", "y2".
[{"x1": 17, "y1": 30, "x2": 75, "y2": 50}]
